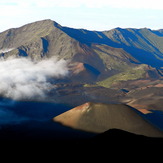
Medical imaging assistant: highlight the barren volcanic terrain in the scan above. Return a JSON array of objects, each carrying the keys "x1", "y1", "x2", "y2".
[{"x1": 0, "y1": 19, "x2": 163, "y2": 145}]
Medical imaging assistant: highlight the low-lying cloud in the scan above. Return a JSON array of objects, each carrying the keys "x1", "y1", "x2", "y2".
[{"x1": 0, "y1": 57, "x2": 69, "y2": 100}]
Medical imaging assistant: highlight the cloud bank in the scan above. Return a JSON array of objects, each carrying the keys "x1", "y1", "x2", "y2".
[
  {"x1": 8, "y1": 0, "x2": 163, "y2": 9},
  {"x1": 0, "y1": 57, "x2": 69, "y2": 100},
  {"x1": 52, "y1": 0, "x2": 163, "y2": 9},
  {"x1": 1, "y1": 0, "x2": 163, "y2": 9}
]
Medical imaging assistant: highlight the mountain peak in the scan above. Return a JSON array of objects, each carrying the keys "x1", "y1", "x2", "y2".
[
  {"x1": 0, "y1": 19, "x2": 62, "y2": 50},
  {"x1": 19, "y1": 19, "x2": 57, "y2": 30}
]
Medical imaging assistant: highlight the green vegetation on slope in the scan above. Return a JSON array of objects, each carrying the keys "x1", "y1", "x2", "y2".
[{"x1": 97, "y1": 65, "x2": 146, "y2": 88}]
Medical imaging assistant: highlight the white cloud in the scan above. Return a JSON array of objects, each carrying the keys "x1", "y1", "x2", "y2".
[
  {"x1": 0, "y1": 57, "x2": 69, "y2": 100},
  {"x1": 1, "y1": 0, "x2": 163, "y2": 9},
  {"x1": 24, "y1": 0, "x2": 163, "y2": 9}
]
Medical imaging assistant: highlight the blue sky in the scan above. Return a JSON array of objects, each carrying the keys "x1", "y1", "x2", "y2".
[{"x1": 0, "y1": 0, "x2": 163, "y2": 32}]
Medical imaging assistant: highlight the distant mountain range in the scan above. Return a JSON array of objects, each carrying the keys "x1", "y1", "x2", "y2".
[{"x1": 0, "y1": 19, "x2": 163, "y2": 84}]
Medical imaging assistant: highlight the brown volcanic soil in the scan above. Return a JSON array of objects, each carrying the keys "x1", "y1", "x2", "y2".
[
  {"x1": 125, "y1": 86, "x2": 163, "y2": 111},
  {"x1": 50, "y1": 79, "x2": 163, "y2": 111},
  {"x1": 53, "y1": 102, "x2": 163, "y2": 137}
]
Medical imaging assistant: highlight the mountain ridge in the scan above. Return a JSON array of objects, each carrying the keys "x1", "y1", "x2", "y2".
[{"x1": 0, "y1": 19, "x2": 163, "y2": 84}]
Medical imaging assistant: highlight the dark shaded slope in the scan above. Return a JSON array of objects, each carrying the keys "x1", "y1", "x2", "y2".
[
  {"x1": 59, "y1": 26, "x2": 163, "y2": 68},
  {"x1": 91, "y1": 129, "x2": 163, "y2": 147},
  {"x1": 152, "y1": 29, "x2": 163, "y2": 37},
  {"x1": 57, "y1": 26, "x2": 115, "y2": 46}
]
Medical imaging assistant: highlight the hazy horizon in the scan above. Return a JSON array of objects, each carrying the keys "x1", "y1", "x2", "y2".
[{"x1": 0, "y1": 0, "x2": 163, "y2": 32}]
